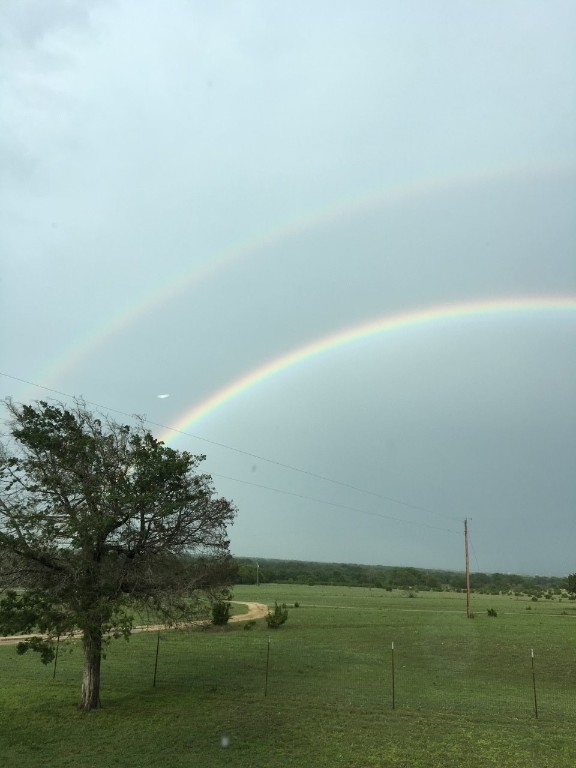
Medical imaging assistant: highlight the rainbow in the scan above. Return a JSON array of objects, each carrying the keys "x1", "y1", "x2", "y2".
[
  {"x1": 160, "y1": 295, "x2": 576, "y2": 441},
  {"x1": 22, "y1": 163, "x2": 572, "y2": 403}
]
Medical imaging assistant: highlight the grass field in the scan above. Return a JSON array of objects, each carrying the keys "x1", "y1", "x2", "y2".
[{"x1": 1, "y1": 584, "x2": 575, "y2": 767}]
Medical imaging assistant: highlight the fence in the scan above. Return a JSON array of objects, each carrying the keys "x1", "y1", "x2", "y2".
[
  {"x1": 33, "y1": 622, "x2": 574, "y2": 724},
  {"x1": 4, "y1": 590, "x2": 575, "y2": 724}
]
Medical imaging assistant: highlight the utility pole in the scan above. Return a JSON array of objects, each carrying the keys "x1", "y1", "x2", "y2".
[
  {"x1": 464, "y1": 518, "x2": 472, "y2": 618},
  {"x1": 256, "y1": 562, "x2": 260, "y2": 587}
]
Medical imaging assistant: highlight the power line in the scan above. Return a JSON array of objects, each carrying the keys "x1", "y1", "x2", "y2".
[
  {"x1": 468, "y1": 526, "x2": 481, "y2": 572},
  {"x1": 0, "y1": 370, "x2": 459, "y2": 524},
  {"x1": 212, "y1": 473, "x2": 459, "y2": 535}
]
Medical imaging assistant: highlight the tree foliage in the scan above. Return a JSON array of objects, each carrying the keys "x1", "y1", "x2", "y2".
[
  {"x1": 265, "y1": 601, "x2": 288, "y2": 628},
  {"x1": 234, "y1": 557, "x2": 568, "y2": 594},
  {"x1": 211, "y1": 597, "x2": 231, "y2": 626},
  {"x1": 0, "y1": 399, "x2": 236, "y2": 710}
]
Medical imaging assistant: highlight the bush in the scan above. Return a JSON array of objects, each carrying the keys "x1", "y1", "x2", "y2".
[
  {"x1": 243, "y1": 619, "x2": 256, "y2": 630},
  {"x1": 487, "y1": 608, "x2": 497, "y2": 617},
  {"x1": 211, "y1": 600, "x2": 231, "y2": 626},
  {"x1": 265, "y1": 602, "x2": 289, "y2": 629}
]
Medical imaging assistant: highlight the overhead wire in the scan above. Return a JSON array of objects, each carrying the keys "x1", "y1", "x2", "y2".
[
  {"x1": 1, "y1": 370, "x2": 460, "y2": 530},
  {"x1": 212, "y1": 472, "x2": 459, "y2": 534},
  {"x1": 468, "y1": 525, "x2": 481, "y2": 572}
]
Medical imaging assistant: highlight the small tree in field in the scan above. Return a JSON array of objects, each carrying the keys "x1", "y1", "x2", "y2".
[
  {"x1": 265, "y1": 602, "x2": 288, "y2": 628},
  {"x1": 211, "y1": 596, "x2": 231, "y2": 625},
  {"x1": 0, "y1": 399, "x2": 236, "y2": 711},
  {"x1": 567, "y1": 573, "x2": 576, "y2": 595}
]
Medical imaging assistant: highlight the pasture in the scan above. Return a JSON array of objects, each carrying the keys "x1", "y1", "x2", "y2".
[{"x1": 0, "y1": 584, "x2": 574, "y2": 767}]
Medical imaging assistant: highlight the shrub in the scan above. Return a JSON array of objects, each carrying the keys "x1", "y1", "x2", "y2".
[
  {"x1": 294, "y1": 601, "x2": 300, "y2": 608},
  {"x1": 243, "y1": 619, "x2": 256, "y2": 630},
  {"x1": 211, "y1": 600, "x2": 231, "y2": 626},
  {"x1": 265, "y1": 602, "x2": 289, "y2": 629},
  {"x1": 487, "y1": 608, "x2": 497, "y2": 617}
]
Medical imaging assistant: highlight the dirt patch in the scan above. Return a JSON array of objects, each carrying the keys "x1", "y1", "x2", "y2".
[{"x1": 229, "y1": 601, "x2": 268, "y2": 622}]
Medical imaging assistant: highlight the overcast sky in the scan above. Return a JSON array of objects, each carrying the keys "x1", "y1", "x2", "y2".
[{"x1": 2, "y1": 1, "x2": 575, "y2": 576}]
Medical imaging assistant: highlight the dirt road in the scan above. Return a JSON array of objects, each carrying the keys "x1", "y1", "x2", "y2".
[
  {"x1": 228, "y1": 600, "x2": 268, "y2": 622},
  {"x1": 0, "y1": 601, "x2": 269, "y2": 646}
]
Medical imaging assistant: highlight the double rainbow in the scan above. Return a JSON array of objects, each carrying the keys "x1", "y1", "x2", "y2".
[{"x1": 25, "y1": 163, "x2": 571, "y2": 401}]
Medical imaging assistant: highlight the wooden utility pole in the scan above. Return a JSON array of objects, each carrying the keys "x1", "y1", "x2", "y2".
[{"x1": 464, "y1": 518, "x2": 472, "y2": 618}]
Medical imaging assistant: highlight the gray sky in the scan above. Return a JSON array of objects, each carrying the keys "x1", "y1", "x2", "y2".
[{"x1": 2, "y1": 0, "x2": 575, "y2": 575}]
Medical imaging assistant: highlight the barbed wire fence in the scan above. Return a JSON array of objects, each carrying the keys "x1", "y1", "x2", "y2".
[
  {"x1": 3, "y1": 606, "x2": 574, "y2": 724},
  {"x1": 99, "y1": 623, "x2": 576, "y2": 723}
]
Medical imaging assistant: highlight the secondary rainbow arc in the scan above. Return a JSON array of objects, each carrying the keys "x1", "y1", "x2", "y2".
[{"x1": 22, "y1": 163, "x2": 573, "y2": 404}]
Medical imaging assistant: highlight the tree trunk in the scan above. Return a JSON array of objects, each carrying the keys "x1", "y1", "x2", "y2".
[{"x1": 79, "y1": 627, "x2": 102, "y2": 711}]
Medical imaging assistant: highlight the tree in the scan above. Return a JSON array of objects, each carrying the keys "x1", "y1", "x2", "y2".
[
  {"x1": 0, "y1": 399, "x2": 236, "y2": 711},
  {"x1": 567, "y1": 573, "x2": 576, "y2": 594},
  {"x1": 265, "y1": 602, "x2": 288, "y2": 628},
  {"x1": 211, "y1": 596, "x2": 231, "y2": 625}
]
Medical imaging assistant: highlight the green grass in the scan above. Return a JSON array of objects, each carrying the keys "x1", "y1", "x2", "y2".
[{"x1": 1, "y1": 585, "x2": 575, "y2": 767}]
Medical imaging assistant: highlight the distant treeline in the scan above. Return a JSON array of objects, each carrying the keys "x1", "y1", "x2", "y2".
[{"x1": 234, "y1": 557, "x2": 568, "y2": 595}]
